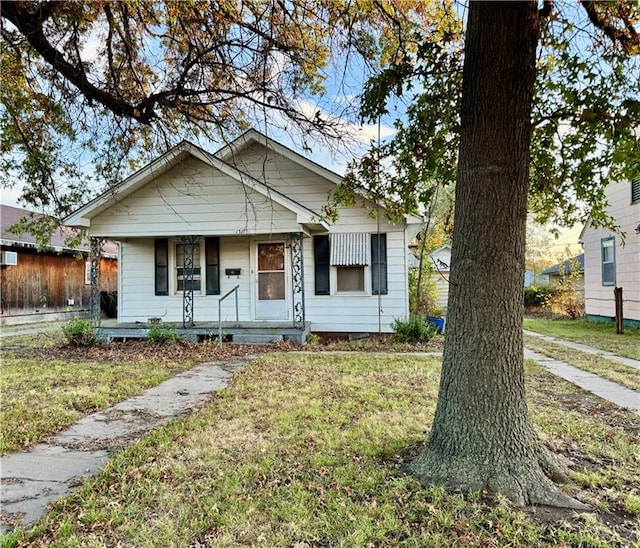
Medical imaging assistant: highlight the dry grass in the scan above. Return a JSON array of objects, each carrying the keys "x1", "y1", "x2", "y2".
[{"x1": 4, "y1": 352, "x2": 639, "y2": 547}]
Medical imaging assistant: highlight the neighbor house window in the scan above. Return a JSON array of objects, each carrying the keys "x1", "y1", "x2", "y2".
[
  {"x1": 331, "y1": 232, "x2": 369, "y2": 293},
  {"x1": 632, "y1": 180, "x2": 640, "y2": 204},
  {"x1": 601, "y1": 237, "x2": 615, "y2": 286},
  {"x1": 176, "y1": 240, "x2": 201, "y2": 292}
]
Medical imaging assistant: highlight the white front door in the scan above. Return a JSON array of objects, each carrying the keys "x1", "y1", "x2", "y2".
[{"x1": 255, "y1": 241, "x2": 289, "y2": 320}]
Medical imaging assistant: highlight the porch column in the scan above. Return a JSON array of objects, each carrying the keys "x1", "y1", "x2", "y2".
[
  {"x1": 290, "y1": 232, "x2": 305, "y2": 327},
  {"x1": 178, "y1": 235, "x2": 199, "y2": 327},
  {"x1": 89, "y1": 237, "x2": 101, "y2": 325}
]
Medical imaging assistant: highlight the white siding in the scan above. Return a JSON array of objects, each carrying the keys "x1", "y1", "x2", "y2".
[
  {"x1": 221, "y1": 142, "x2": 411, "y2": 332},
  {"x1": 90, "y1": 157, "x2": 300, "y2": 238},
  {"x1": 117, "y1": 231, "x2": 409, "y2": 332},
  {"x1": 118, "y1": 237, "x2": 253, "y2": 323},
  {"x1": 304, "y1": 231, "x2": 409, "y2": 333},
  {"x1": 582, "y1": 180, "x2": 640, "y2": 322}
]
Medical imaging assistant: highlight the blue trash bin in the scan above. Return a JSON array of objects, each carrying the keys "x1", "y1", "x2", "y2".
[{"x1": 426, "y1": 316, "x2": 445, "y2": 334}]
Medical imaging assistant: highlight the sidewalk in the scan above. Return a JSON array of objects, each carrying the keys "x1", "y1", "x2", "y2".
[
  {"x1": 524, "y1": 348, "x2": 640, "y2": 415},
  {"x1": 524, "y1": 329, "x2": 640, "y2": 371},
  {"x1": 523, "y1": 330, "x2": 639, "y2": 416},
  {"x1": 0, "y1": 355, "x2": 257, "y2": 534}
]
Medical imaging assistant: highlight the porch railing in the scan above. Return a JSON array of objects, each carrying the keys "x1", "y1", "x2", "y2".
[{"x1": 217, "y1": 285, "x2": 240, "y2": 347}]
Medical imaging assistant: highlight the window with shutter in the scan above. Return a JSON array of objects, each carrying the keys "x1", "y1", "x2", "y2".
[
  {"x1": 371, "y1": 233, "x2": 388, "y2": 295},
  {"x1": 330, "y1": 233, "x2": 368, "y2": 293},
  {"x1": 314, "y1": 235, "x2": 330, "y2": 295},
  {"x1": 154, "y1": 238, "x2": 169, "y2": 295}
]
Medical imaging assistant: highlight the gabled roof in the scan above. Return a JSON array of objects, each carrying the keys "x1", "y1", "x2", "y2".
[
  {"x1": 1, "y1": 204, "x2": 117, "y2": 255},
  {"x1": 541, "y1": 253, "x2": 584, "y2": 276},
  {"x1": 64, "y1": 139, "x2": 328, "y2": 230},
  {"x1": 217, "y1": 129, "x2": 424, "y2": 226},
  {"x1": 215, "y1": 128, "x2": 344, "y2": 186}
]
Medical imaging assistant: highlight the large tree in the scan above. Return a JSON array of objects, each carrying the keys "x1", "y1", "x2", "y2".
[
  {"x1": 345, "y1": 1, "x2": 638, "y2": 506},
  {"x1": 409, "y1": 1, "x2": 576, "y2": 507},
  {"x1": 373, "y1": 1, "x2": 637, "y2": 507}
]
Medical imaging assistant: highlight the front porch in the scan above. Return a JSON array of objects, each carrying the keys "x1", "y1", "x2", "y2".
[{"x1": 95, "y1": 320, "x2": 311, "y2": 345}]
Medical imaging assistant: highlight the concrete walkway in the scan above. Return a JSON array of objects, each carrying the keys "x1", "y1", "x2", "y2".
[
  {"x1": 524, "y1": 329, "x2": 640, "y2": 371},
  {"x1": 523, "y1": 330, "x2": 639, "y2": 415},
  {"x1": 524, "y1": 348, "x2": 640, "y2": 415},
  {"x1": 0, "y1": 355, "x2": 256, "y2": 534}
]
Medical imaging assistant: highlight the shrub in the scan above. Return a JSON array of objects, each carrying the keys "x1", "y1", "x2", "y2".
[
  {"x1": 524, "y1": 286, "x2": 556, "y2": 309},
  {"x1": 62, "y1": 317, "x2": 96, "y2": 347},
  {"x1": 391, "y1": 316, "x2": 437, "y2": 344},
  {"x1": 546, "y1": 284, "x2": 585, "y2": 319},
  {"x1": 306, "y1": 333, "x2": 322, "y2": 345},
  {"x1": 148, "y1": 324, "x2": 182, "y2": 345}
]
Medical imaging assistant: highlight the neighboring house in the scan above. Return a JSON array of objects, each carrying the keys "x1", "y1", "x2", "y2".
[
  {"x1": 427, "y1": 244, "x2": 451, "y2": 313},
  {"x1": 0, "y1": 205, "x2": 117, "y2": 321},
  {"x1": 540, "y1": 254, "x2": 585, "y2": 288},
  {"x1": 63, "y1": 130, "x2": 422, "y2": 341},
  {"x1": 415, "y1": 243, "x2": 537, "y2": 314},
  {"x1": 580, "y1": 179, "x2": 640, "y2": 327}
]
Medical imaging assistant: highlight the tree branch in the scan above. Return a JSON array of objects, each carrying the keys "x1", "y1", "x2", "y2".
[
  {"x1": 580, "y1": 1, "x2": 640, "y2": 54},
  {"x1": 1, "y1": 2, "x2": 153, "y2": 123}
]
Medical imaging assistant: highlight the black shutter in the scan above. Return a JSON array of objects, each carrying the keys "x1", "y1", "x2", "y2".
[
  {"x1": 154, "y1": 238, "x2": 169, "y2": 296},
  {"x1": 371, "y1": 233, "x2": 388, "y2": 295},
  {"x1": 205, "y1": 237, "x2": 220, "y2": 295},
  {"x1": 314, "y1": 235, "x2": 330, "y2": 295},
  {"x1": 632, "y1": 180, "x2": 640, "y2": 204}
]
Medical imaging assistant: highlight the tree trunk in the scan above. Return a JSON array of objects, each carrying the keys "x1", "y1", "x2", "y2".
[{"x1": 408, "y1": 2, "x2": 584, "y2": 508}]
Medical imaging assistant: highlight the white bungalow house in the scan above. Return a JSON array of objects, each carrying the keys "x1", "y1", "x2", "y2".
[
  {"x1": 579, "y1": 179, "x2": 640, "y2": 328},
  {"x1": 64, "y1": 130, "x2": 423, "y2": 342}
]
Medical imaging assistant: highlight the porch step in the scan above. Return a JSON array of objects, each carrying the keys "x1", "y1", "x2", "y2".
[
  {"x1": 231, "y1": 333, "x2": 283, "y2": 344},
  {"x1": 95, "y1": 321, "x2": 310, "y2": 345}
]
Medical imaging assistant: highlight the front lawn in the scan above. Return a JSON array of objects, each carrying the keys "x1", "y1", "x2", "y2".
[
  {"x1": 524, "y1": 317, "x2": 640, "y2": 360},
  {"x1": 5, "y1": 352, "x2": 639, "y2": 547},
  {"x1": 0, "y1": 332, "x2": 261, "y2": 455}
]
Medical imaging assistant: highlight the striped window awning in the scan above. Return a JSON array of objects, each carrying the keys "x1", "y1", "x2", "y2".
[{"x1": 330, "y1": 232, "x2": 370, "y2": 266}]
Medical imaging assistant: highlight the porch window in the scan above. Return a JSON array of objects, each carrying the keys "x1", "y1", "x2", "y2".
[
  {"x1": 601, "y1": 237, "x2": 615, "y2": 286},
  {"x1": 154, "y1": 238, "x2": 169, "y2": 295},
  {"x1": 331, "y1": 233, "x2": 369, "y2": 293},
  {"x1": 371, "y1": 233, "x2": 388, "y2": 295},
  {"x1": 176, "y1": 241, "x2": 201, "y2": 292}
]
